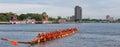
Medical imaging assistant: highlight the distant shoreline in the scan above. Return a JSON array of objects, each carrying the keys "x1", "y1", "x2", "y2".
[
  {"x1": 0, "y1": 22, "x2": 11, "y2": 24},
  {"x1": 0, "y1": 22, "x2": 120, "y2": 25}
]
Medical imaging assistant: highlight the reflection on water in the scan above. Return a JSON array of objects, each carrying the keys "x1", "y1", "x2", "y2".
[
  {"x1": 28, "y1": 39, "x2": 59, "y2": 47},
  {"x1": 0, "y1": 23, "x2": 120, "y2": 47}
]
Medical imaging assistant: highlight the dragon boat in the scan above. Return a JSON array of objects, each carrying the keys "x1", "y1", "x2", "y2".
[{"x1": 1, "y1": 27, "x2": 78, "y2": 46}]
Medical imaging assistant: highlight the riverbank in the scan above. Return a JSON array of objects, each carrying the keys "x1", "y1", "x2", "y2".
[
  {"x1": 0, "y1": 21, "x2": 120, "y2": 24},
  {"x1": 0, "y1": 22, "x2": 11, "y2": 24}
]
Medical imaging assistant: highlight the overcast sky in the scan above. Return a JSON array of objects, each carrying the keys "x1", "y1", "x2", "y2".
[{"x1": 0, "y1": 0, "x2": 120, "y2": 19}]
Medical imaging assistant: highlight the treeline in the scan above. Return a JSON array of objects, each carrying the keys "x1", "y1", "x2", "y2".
[
  {"x1": 0, "y1": 13, "x2": 12, "y2": 22},
  {"x1": 18, "y1": 13, "x2": 44, "y2": 21},
  {"x1": 81, "y1": 18, "x2": 120, "y2": 22},
  {"x1": 0, "y1": 12, "x2": 58, "y2": 22},
  {"x1": 72, "y1": 18, "x2": 120, "y2": 23},
  {"x1": 116, "y1": 19, "x2": 120, "y2": 22},
  {"x1": 1, "y1": 12, "x2": 120, "y2": 22}
]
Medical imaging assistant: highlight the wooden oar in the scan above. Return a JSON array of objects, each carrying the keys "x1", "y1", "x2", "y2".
[
  {"x1": 18, "y1": 42, "x2": 33, "y2": 44},
  {"x1": 1, "y1": 38, "x2": 19, "y2": 46},
  {"x1": 1, "y1": 38, "x2": 34, "y2": 44}
]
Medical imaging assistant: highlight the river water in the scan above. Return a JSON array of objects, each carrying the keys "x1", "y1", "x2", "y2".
[{"x1": 0, "y1": 23, "x2": 120, "y2": 47}]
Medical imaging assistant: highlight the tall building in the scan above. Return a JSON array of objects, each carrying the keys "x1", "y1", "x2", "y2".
[{"x1": 75, "y1": 6, "x2": 82, "y2": 21}]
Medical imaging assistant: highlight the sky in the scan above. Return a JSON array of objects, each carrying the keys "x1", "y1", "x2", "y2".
[{"x1": 0, "y1": 0, "x2": 120, "y2": 19}]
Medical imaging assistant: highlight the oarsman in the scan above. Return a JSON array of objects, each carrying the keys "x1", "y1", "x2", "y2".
[{"x1": 37, "y1": 33, "x2": 41, "y2": 44}]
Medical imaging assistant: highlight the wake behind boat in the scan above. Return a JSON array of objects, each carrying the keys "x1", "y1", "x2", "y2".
[{"x1": 1, "y1": 27, "x2": 78, "y2": 46}]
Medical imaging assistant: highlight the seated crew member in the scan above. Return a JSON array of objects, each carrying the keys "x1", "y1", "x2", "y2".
[{"x1": 31, "y1": 33, "x2": 42, "y2": 44}]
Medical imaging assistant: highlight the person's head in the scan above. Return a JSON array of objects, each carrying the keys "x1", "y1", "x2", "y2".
[{"x1": 37, "y1": 34, "x2": 40, "y2": 37}]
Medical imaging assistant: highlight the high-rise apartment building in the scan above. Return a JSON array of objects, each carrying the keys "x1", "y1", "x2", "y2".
[{"x1": 75, "y1": 6, "x2": 82, "y2": 21}]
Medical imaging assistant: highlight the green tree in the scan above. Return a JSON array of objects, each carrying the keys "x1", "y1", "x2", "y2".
[
  {"x1": 82, "y1": 19, "x2": 90, "y2": 21},
  {"x1": 5, "y1": 13, "x2": 12, "y2": 21},
  {"x1": 18, "y1": 13, "x2": 44, "y2": 21},
  {"x1": 117, "y1": 19, "x2": 120, "y2": 22},
  {"x1": 56, "y1": 16, "x2": 61, "y2": 21},
  {"x1": 19, "y1": 14, "x2": 28, "y2": 20},
  {"x1": 0, "y1": 13, "x2": 12, "y2": 21},
  {"x1": 32, "y1": 14, "x2": 44, "y2": 21},
  {"x1": 48, "y1": 17, "x2": 56, "y2": 21}
]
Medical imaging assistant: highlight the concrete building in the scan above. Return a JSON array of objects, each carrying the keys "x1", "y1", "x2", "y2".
[
  {"x1": 70, "y1": 16, "x2": 75, "y2": 20},
  {"x1": 106, "y1": 15, "x2": 114, "y2": 22},
  {"x1": 75, "y1": 6, "x2": 82, "y2": 21}
]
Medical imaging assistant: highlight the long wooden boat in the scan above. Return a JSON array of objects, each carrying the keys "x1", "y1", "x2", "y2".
[{"x1": 1, "y1": 27, "x2": 78, "y2": 46}]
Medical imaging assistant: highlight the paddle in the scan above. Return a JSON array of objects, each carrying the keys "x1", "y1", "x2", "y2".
[{"x1": 1, "y1": 38, "x2": 19, "y2": 46}]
